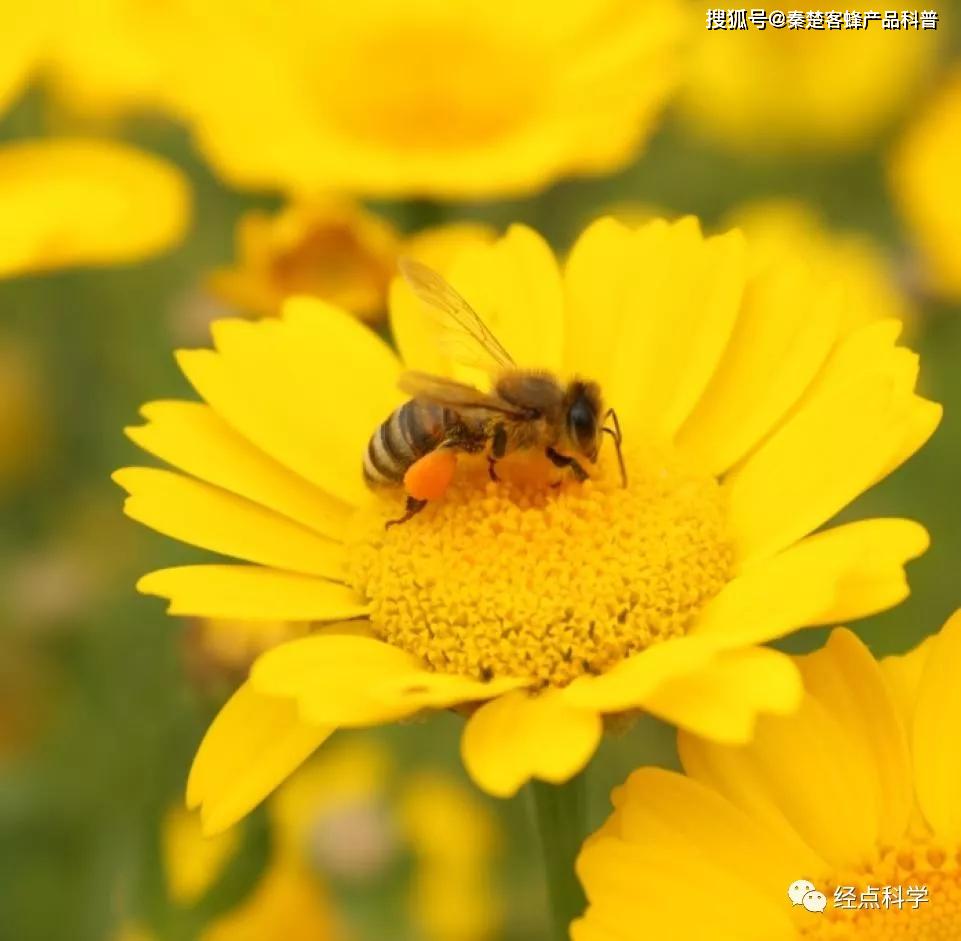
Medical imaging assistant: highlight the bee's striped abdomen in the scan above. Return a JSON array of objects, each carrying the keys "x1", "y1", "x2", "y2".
[{"x1": 363, "y1": 400, "x2": 448, "y2": 487}]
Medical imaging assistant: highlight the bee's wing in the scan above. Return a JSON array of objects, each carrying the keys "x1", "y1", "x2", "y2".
[
  {"x1": 398, "y1": 371, "x2": 528, "y2": 417},
  {"x1": 398, "y1": 256, "x2": 516, "y2": 374}
]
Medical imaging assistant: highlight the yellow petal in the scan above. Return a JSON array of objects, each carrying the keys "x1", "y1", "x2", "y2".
[
  {"x1": 177, "y1": 298, "x2": 403, "y2": 505},
  {"x1": 880, "y1": 634, "x2": 937, "y2": 726},
  {"x1": 676, "y1": 256, "x2": 839, "y2": 475},
  {"x1": 561, "y1": 636, "x2": 717, "y2": 712},
  {"x1": 692, "y1": 518, "x2": 930, "y2": 646},
  {"x1": 642, "y1": 647, "x2": 803, "y2": 744},
  {"x1": 610, "y1": 767, "x2": 824, "y2": 902},
  {"x1": 250, "y1": 634, "x2": 489, "y2": 727},
  {"x1": 187, "y1": 682, "x2": 332, "y2": 835},
  {"x1": 375, "y1": 670, "x2": 531, "y2": 711},
  {"x1": 137, "y1": 565, "x2": 368, "y2": 621},
  {"x1": 795, "y1": 629, "x2": 913, "y2": 846},
  {"x1": 114, "y1": 467, "x2": 345, "y2": 579},
  {"x1": 445, "y1": 224, "x2": 565, "y2": 373},
  {"x1": 162, "y1": 807, "x2": 239, "y2": 905},
  {"x1": 574, "y1": 834, "x2": 796, "y2": 941},
  {"x1": 912, "y1": 609, "x2": 961, "y2": 839},
  {"x1": 564, "y1": 217, "x2": 745, "y2": 439},
  {"x1": 0, "y1": 139, "x2": 190, "y2": 278},
  {"x1": 390, "y1": 275, "x2": 450, "y2": 376},
  {"x1": 726, "y1": 325, "x2": 937, "y2": 565},
  {"x1": 679, "y1": 691, "x2": 884, "y2": 870},
  {"x1": 127, "y1": 400, "x2": 349, "y2": 541},
  {"x1": 461, "y1": 690, "x2": 602, "y2": 797},
  {"x1": 0, "y1": 4, "x2": 39, "y2": 116}
]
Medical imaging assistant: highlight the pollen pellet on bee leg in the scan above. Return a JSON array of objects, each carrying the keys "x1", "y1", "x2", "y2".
[{"x1": 403, "y1": 448, "x2": 458, "y2": 502}]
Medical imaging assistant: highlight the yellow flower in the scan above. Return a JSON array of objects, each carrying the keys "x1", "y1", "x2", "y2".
[
  {"x1": 123, "y1": 738, "x2": 500, "y2": 941},
  {"x1": 0, "y1": 138, "x2": 190, "y2": 278},
  {"x1": 209, "y1": 198, "x2": 495, "y2": 321},
  {"x1": 680, "y1": 10, "x2": 938, "y2": 154},
  {"x1": 574, "y1": 610, "x2": 961, "y2": 940},
  {"x1": 725, "y1": 199, "x2": 915, "y2": 332},
  {"x1": 0, "y1": 3, "x2": 40, "y2": 116},
  {"x1": 271, "y1": 739, "x2": 502, "y2": 941},
  {"x1": 162, "y1": 806, "x2": 240, "y2": 906},
  {"x1": 889, "y1": 66, "x2": 961, "y2": 302},
  {"x1": 166, "y1": 0, "x2": 682, "y2": 198},
  {"x1": 115, "y1": 218, "x2": 939, "y2": 831},
  {"x1": 40, "y1": 0, "x2": 184, "y2": 119}
]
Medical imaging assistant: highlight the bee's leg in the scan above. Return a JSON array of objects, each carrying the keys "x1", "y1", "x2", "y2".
[
  {"x1": 488, "y1": 423, "x2": 508, "y2": 482},
  {"x1": 545, "y1": 447, "x2": 589, "y2": 482},
  {"x1": 385, "y1": 496, "x2": 428, "y2": 529},
  {"x1": 601, "y1": 408, "x2": 627, "y2": 487}
]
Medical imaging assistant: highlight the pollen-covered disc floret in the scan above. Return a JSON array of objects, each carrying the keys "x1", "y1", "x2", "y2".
[
  {"x1": 805, "y1": 843, "x2": 961, "y2": 940},
  {"x1": 347, "y1": 448, "x2": 734, "y2": 687}
]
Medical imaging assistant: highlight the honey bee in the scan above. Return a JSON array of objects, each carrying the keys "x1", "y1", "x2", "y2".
[{"x1": 364, "y1": 258, "x2": 626, "y2": 527}]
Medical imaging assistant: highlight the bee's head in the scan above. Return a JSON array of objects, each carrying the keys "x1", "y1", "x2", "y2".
[{"x1": 563, "y1": 380, "x2": 603, "y2": 462}]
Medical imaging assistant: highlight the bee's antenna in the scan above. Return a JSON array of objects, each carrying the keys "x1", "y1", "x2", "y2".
[{"x1": 601, "y1": 408, "x2": 627, "y2": 487}]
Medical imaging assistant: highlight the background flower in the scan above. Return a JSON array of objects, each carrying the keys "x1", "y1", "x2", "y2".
[
  {"x1": 208, "y1": 199, "x2": 495, "y2": 321},
  {"x1": 678, "y1": 8, "x2": 941, "y2": 155},
  {"x1": 889, "y1": 65, "x2": 961, "y2": 303},
  {"x1": 575, "y1": 609, "x2": 961, "y2": 940},
  {"x1": 161, "y1": 0, "x2": 683, "y2": 199}
]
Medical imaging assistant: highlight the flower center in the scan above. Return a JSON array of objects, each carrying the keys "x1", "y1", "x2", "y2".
[
  {"x1": 801, "y1": 844, "x2": 961, "y2": 940},
  {"x1": 347, "y1": 446, "x2": 733, "y2": 687},
  {"x1": 318, "y1": 25, "x2": 542, "y2": 151}
]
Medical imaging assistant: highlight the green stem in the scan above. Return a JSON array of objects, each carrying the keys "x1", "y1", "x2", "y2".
[{"x1": 529, "y1": 774, "x2": 589, "y2": 941}]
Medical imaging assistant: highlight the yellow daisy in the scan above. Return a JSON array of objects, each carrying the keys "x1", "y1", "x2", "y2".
[
  {"x1": 0, "y1": 138, "x2": 190, "y2": 278},
  {"x1": 209, "y1": 197, "x2": 495, "y2": 321},
  {"x1": 575, "y1": 609, "x2": 961, "y2": 940},
  {"x1": 115, "y1": 218, "x2": 939, "y2": 835},
  {"x1": 680, "y1": 10, "x2": 938, "y2": 155},
  {"x1": 165, "y1": 0, "x2": 682, "y2": 198},
  {"x1": 889, "y1": 65, "x2": 961, "y2": 302}
]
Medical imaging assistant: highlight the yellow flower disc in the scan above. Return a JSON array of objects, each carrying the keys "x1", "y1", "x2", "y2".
[{"x1": 350, "y1": 447, "x2": 732, "y2": 686}]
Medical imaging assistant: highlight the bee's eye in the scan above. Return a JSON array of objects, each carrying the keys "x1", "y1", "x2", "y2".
[{"x1": 568, "y1": 397, "x2": 596, "y2": 452}]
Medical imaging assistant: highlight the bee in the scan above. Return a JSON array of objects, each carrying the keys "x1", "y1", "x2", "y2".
[{"x1": 363, "y1": 257, "x2": 626, "y2": 527}]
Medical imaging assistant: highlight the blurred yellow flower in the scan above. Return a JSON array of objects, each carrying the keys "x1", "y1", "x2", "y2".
[
  {"x1": 725, "y1": 199, "x2": 914, "y2": 331},
  {"x1": 0, "y1": 139, "x2": 190, "y2": 278},
  {"x1": 680, "y1": 11, "x2": 938, "y2": 154},
  {"x1": 122, "y1": 738, "x2": 500, "y2": 941},
  {"x1": 209, "y1": 198, "x2": 495, "y2": 321},
  {"x1": 889, "y1": 66, "x2": 961, "y2": 302},
  {"x1": 161, "y1": 806, "x2": 240, "y2": 906},
  {"x1": 575, "y1": 610, "x2": 961, "y2": 940},
  {"x1": 270, "y1": 739, "x2": 501, "y2": 941},
  {"x1": 0, "y1": 3, "x2": 40, "y2": 116},
  {"x1": 168, "y1": 0, "x2": 682, "y2": 198},
  {"x1": 116, "y1": 218, "x2": 938, "y2": 830},
  {"x1": 41, "y1": 0, "x2": 184, "y2": 118}
]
